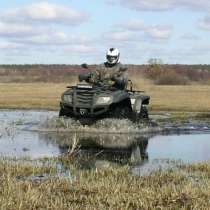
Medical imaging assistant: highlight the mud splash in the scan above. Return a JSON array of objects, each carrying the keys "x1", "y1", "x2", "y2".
[{"x1": 42, "y1": 116, "x2": 161, "y2": 134}]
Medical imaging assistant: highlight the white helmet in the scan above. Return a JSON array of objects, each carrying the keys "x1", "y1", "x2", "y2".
[{"x1": 106, "y1": 48, "x2": 120, "y2": 65}]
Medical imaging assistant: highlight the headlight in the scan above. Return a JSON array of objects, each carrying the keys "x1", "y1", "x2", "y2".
[
  {"x1": 62, "y1": 94, "x2": 72, "y2": 103},
  {"x1": 131, "y1": 98, "x2": 136, "y2": 105},
  {"x1": 95, "y1": 96, "x2": 113, "y2": 105}
]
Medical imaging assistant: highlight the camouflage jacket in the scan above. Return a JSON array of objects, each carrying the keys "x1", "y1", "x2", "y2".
[{"x1": 89, "y1": 62, "x2": 128, "y2": 89}]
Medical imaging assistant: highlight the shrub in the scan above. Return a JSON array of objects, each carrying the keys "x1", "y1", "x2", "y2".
[
  {"x1": 154, "y1": 71, "x2": 189, "y2": 85},
  {"x1": 144, "y1": 65, "x2": 189, "y2": 85},
  {"x1": 144, "y1": 64, "x2": 163, "y2": 81}
]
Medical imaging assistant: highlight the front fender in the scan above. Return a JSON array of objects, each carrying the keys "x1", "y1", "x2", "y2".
[
  {"x1": 132, "y1": 98, "x2": 142, "y2": 113},
  {"x1": 131, "y1": 95, "x2": 150, "y2": 113}
]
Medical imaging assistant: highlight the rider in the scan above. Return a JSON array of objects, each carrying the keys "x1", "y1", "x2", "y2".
[{"x1": 79, "y1": 48, "x2": 128, "y2": 89}]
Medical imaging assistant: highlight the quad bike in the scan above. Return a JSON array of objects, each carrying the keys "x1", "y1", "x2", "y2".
[{"x1": 59, "y1": 76, "x2": 150, "y2": 124}]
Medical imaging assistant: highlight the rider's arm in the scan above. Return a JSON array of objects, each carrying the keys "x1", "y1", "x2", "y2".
[{"x1": 111, "y1": 66, "x2": 128, "y2": 89}]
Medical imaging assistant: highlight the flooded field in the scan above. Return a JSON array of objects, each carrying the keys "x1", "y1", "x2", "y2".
[{"x1": 0, "y1": 110, "x2": 210, "y2": 176}]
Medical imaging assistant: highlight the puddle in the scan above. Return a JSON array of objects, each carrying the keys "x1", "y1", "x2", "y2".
[
  {"x1": 0, "y1": 110, "x2": 210, "y2": 176},
  {"x1": 0, "y1": 109, "x2": 57, "y2": 138},
  {"x1": 0, "y1": 110, "x2": 59, "y2": 158},
  {"x1": 16, "y1": 168, "x2": 74, "y2": 183},
  {"x1": 148, "y1": 133, "x2": 210, "y2": 162},
  {"x1": 42, "y1": 132, "x2": 210, "y2": 175},
  {"x1": 131, "y1": 159, "x2": 182, "y2": 176},
  {"x1": 0, "y1": 130, "x2": 60, "y2": 158}
]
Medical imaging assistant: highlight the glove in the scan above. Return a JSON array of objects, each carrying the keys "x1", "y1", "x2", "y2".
[
  {"x1": 111, "y1": 75, "x2": 127, "y2": 89},
  {"x1": 111, "y1": 74, "x2": 117, "y2": 81}
]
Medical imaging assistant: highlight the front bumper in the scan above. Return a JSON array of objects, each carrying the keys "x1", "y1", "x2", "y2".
[{"x1": 60, "y1": 102, "x2": 109, "y2": 118}]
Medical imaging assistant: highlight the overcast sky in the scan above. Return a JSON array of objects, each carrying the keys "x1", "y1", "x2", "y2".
[{"x1": 0, "y1": 0, "x2": 210, "y2": 64}]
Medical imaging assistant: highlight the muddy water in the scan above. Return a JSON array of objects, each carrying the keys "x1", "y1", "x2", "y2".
[{"x1": 0, "y1": 110, "x2": 210, "y2": 175}]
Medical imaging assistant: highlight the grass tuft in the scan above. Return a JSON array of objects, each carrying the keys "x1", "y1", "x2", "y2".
[{"x1": 1, "y1": 158, "x2": 210, "y2": 209}]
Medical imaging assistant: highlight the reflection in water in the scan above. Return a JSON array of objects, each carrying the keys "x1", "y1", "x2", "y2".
[
  {"x1": 39, "y1": 132, "x2": 210, "y2": 175},
  {"x1": 39, "y1": 132, "x2": 152, "y2": 169}
]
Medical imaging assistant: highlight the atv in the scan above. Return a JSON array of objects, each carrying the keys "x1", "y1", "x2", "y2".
[{"x1": 59, "y1": 78, "x2": 150, "y2": 124}]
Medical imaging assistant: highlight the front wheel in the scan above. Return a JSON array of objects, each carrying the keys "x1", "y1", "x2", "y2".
[
  {"x1": 139, "y1": 106, "x2": 149, "y2": 119},
  {"x1": 59, "y1": 108, "x2": 68, "y2": 117},
  {"x1": 79, "y1": 118, "x2": 95, "y2": 126},
  {"x1": 111, "y1": 105, "x2": 132, "y2": 119},
  {"x1": 132, "y1": 106, "x2": 149, "y2": 122}
]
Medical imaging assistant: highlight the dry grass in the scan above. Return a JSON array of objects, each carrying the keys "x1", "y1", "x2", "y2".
[
  {"x1": 131, "y1": 77, "x2": 210, "y2": 112},
  {"x1": 148, "y1": 85, "x2": 210, "y2": 112},
  {"x1": 1, "y1": 80, "x2": 210, "y2": 112},
  {"x1": 1, "y1": 158, "x2": 210, "y2": 209},
  {"x1": 0, "y1": 83, "x2": 70, "y2": 110}
]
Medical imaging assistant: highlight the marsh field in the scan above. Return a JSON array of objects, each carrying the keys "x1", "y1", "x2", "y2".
[
  {"x1": 0, "y1": 64, "x2": 210, "y2": 112},
  {"x1": 0, "y1": 65, "x2": 210, "y2": 209},
  {"x1": 0, "y1": 80, "x2": 210, "y2": 112}
]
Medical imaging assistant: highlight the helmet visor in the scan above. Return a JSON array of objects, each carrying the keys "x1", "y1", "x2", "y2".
[{"x1": 106, "y1": 55, "x2": 118, "y2": 63}]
